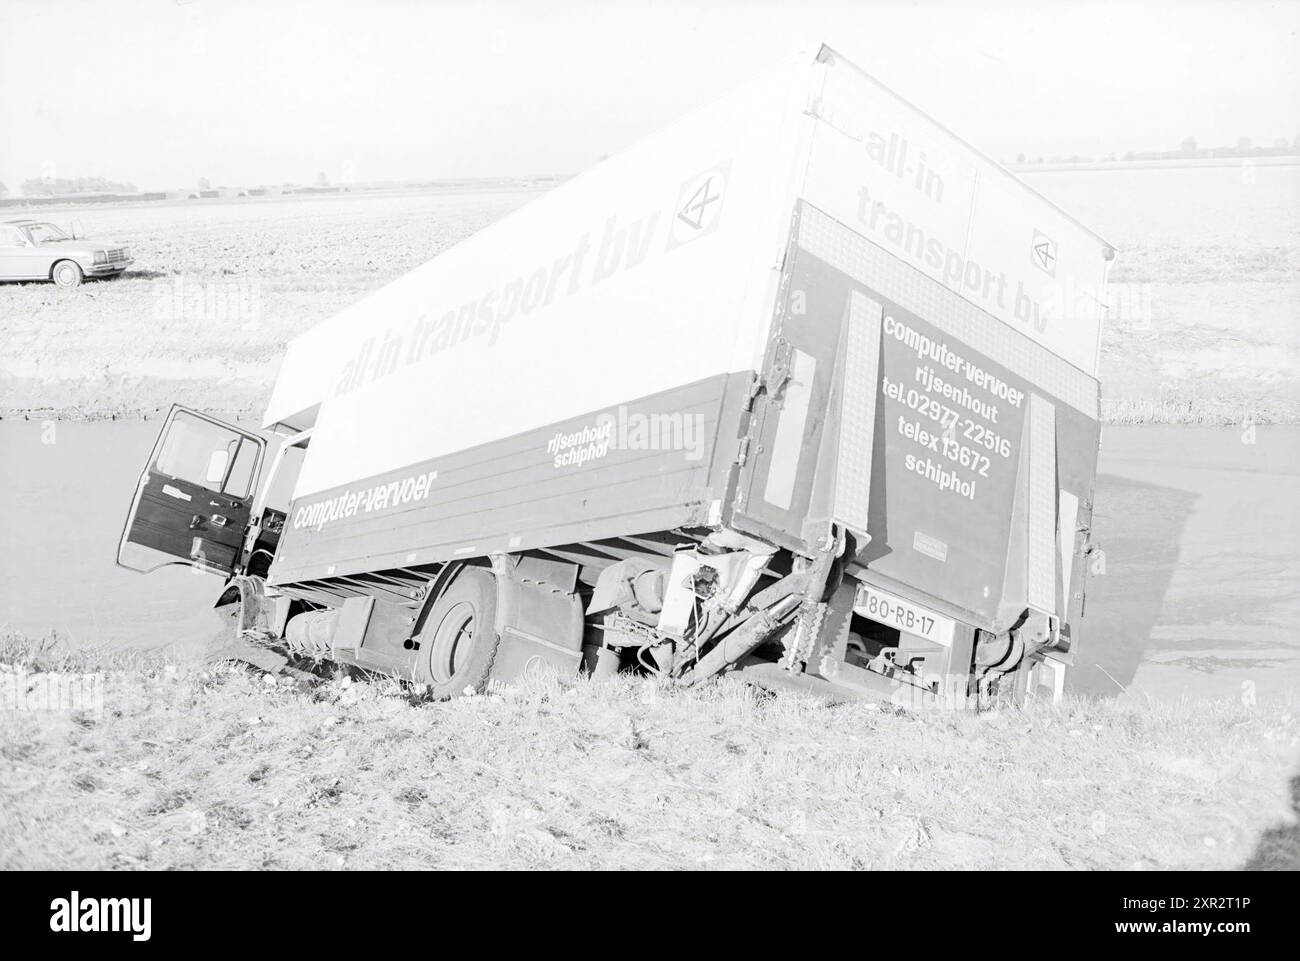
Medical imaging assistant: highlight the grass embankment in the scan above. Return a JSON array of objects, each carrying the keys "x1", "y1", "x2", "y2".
[
  {"x1": 1100, "y1": 249, "x2": 1299, "y2": 425},
  {"x1": 2, "y1": 634, "x2": 1297, "y2": 870}
]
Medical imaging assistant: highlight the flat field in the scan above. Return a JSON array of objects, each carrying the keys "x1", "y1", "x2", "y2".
[
  {"x1": 1022, "y1": 162, "x2": 1299, "y2": 423},
  {"x1": 1, "y1": 162, "x2": 1297, "y2": 423},
  {"x1": 0, "y1": 188, "x2": 539, "y2": 419}
]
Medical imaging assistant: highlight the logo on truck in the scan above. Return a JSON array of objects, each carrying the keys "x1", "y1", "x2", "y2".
[
  {"x1": 678, "y1": 175, "x2": 722, "y2": 229},
  {"x1": 667, "y1": 161, "x2": 730, "y2": 250},
  {"x1": 334, "y1": 161, "x2": 733, "y2": 397},
  {"x1": 1031, "y1": 229, "x2": 1058, "y2": 277}
]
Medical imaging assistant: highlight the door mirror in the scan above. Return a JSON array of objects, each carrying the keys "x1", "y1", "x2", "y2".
[{"x1": 204, "y1": 448, "x2": 230, "y2": 485}]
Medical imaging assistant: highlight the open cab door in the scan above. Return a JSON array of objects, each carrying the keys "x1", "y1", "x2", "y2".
[{"x1": 117, "y1": 405, "x2": 266, "y2": 575}]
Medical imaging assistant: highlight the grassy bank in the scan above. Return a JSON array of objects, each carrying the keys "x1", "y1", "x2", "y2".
[{"x1": 2, "y1": 635, "x2": 1297, "y2": 870}]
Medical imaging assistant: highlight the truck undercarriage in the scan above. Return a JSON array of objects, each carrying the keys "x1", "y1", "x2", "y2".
[{"x1": 219, "y1": 522, "x2": 1066, "y2": 709}]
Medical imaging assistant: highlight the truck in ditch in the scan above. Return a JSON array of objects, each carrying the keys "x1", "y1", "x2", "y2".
[{"x1": 117, "y1": 43, "x2": 1113, "y2": 706}]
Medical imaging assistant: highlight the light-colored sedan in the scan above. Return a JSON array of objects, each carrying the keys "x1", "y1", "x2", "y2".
[{"x1": 0, "y1": 219, "x2": 133, "y2": 287}]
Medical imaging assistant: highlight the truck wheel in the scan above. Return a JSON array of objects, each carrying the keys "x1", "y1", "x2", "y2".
[
  {"x1": 414, "y1": 568, "x2": 500, "y2": 698},
  {"x1": 51, "y1": 260, "x2": 84, "y2": 288}
]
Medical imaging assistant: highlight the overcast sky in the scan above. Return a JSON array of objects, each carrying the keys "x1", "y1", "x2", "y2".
[{"x1": 1, "y1": 0, "x2": 1296, "y2": 191}]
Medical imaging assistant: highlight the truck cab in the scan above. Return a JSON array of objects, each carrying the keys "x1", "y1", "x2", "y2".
[{"x1": 117, "y1": 407, "x2": 306, "y2": 583}]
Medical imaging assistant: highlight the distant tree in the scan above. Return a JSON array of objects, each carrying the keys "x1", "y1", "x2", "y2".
[
  {"x1": 198, "y1": 177, "x2": 211, "y2": 191},
  {"x1": 1293, "y1": 133, "x2": 1300, "y2": 151},
  {"x1": 1273, "y1": 137, "x2": 1289, "y2": 150},
  {"x1": 19, "y1": 176, "x2": 134, "y2": 196},
  {"x1": 1180, "y1": 135, "x2": 1197, "y2": 154},
  {"x1": 0, "y1": 182, "x2": 7, "y2": 198},
  {"x1": 316, "y1": 170, "x2": 329, "y2": 186},
  {"x1": 1016, "y1": 153, "x2": 1026, "y2": 163},
  {"x1": 1236, "y1": 136, "x2": 1253, "y2": 153}
]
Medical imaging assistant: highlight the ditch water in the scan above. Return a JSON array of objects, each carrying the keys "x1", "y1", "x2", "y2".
[{"x1": 1, "y1": 419, "x2": 1296, "y2": 699}]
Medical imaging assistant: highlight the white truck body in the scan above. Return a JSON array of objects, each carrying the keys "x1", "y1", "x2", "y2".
[
  {"x1": 265, "y1": 45, "x2": 1109, "y2": 493},
  {"x1": 121, "y1": 43, "x2": 1113, "y2": 704}
]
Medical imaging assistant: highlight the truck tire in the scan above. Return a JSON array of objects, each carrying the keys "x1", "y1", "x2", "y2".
[
  {"x1": 414, "y1": 567, "x2": 500, "y2": 698},
  {"x1": 51, "y1": 260, "x2": 84, "y2": 288}
]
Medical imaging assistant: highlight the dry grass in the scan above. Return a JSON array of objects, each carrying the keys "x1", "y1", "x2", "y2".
[
  {"x1": 0, "y1": 189, "x2": 538, "y2": 420},
  {"x1": 3, "y1": 634, "x2": 1297, "y2": 870},
  {"x1": 1102, "y1": 392, "x2": 1294, "y2": 426},
  {"x1": 1026, "y1": 163, "x2": 1300, "y2": 426},
  {"x1": 1098, "y1": 278, "x2": 1299, "y2": 425}
]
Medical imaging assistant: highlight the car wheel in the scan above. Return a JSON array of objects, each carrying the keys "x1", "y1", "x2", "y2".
[
  {"x1": 51, "y1": 260, "x2": 84, "y2": 288},
  {"x1": 413, "y1": 567, "x2": 501, "y2": 699}
]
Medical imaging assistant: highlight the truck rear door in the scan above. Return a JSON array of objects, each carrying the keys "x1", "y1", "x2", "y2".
[
  {"x1": 117, "y1": 405, "x2": 265, "y2": 575},
  {"x1": 731, "y1": 202, "x2": 1071, "y2": 633},
  {"x1": 730, "y1": 228, "x2": 847, "y2": 553}
]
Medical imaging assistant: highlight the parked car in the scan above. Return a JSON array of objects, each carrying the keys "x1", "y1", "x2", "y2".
[{"x1": 0, "y1": 219, "x2": 133, "y2": 287}]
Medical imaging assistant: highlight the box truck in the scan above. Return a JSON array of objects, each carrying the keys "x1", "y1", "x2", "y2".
[{"x1": 118, "y1": 44, "x2": 1113, "y2": 706}]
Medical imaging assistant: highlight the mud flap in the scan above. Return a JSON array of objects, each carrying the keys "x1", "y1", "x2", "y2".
[
  {"x1": 167, "y1": 601, "x2": 289, "y2": 674},
  {"x1": 214, "y1": 574, "x2": 290, "y2": 638},
  {"x1": 486, "y1": 556, "x2": 585, "y2": 688},
  {"x1": 1028, "y1": 650, "x2": 1070, "y2": 702}
]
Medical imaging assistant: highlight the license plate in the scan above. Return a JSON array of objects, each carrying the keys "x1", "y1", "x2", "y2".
[{"x1": 854, "y1": 585, "x2": 956, "y2": 647}]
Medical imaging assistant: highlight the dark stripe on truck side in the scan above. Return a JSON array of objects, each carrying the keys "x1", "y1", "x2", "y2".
[{"x1": 267, "y1": 372, "x2": 753, "y2": 585}]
